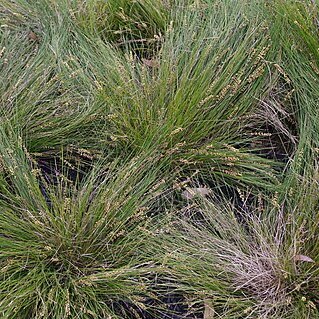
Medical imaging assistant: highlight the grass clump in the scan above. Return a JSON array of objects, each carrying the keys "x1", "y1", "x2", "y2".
[
  {"x1": 0, "y1": 127, "x2": 171, "y2": 318},
  {"x1": 90, "y1": 0, "x2": 283, "y2": 189},
  {"x1": 265, "y1": 0, "x2": 319, "y2": 180},
  {"x1": 76, "y1": 0, "x2": 168, "y2": 57},
  {"x1": 161, "y1": 184, "x2": 319, "y2": 318}
]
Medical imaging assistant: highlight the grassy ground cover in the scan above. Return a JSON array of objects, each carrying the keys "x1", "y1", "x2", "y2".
[{"x1": 0, "y1": 0, "x2": 319, "y2": 318}]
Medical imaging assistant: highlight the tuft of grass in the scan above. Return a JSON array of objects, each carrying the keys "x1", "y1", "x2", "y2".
[
  {"x1": 89, "y1": 0, "x2": 284, "y2": 189},
  {"x1": 0, "y1": 126, "x2": 171, "y2": 318},
  {"x1": 76, "y1": 0, "x2": 169, "y2": 57},
  {"x1": 159, "y1": 194, "x2": 285, "y2": 318},
  {"x1": 265, "y1": 0, "x2": 319, "y2": 182},
  {"x1": 161, "y1": 184, "x2": 319, "y2": 318}
]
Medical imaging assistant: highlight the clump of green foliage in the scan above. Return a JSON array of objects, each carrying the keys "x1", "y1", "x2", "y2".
[{"x1": 0, "y1": 126, "x2": 171, "y2": 318}]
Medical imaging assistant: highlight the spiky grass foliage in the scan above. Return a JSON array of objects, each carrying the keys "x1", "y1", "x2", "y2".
[
  {"x1": 0, "y1": 12, "x2": 103, "y2": 153},
  {"x1": 280, "y1": 177, "x2": 319, "y2": 319},
  {"x1": 160, "y1": 195, "x2": 286, "y2": 318},
  {"x1": 73, "y1": 0, "x2": 283, "y2": 189},
  {"x1": 264, "y1": 0, "x2": 319, "y2": 182},
  {"x1": 161, "y1": 183, "x2": 319, "y2": 319},
  {"x1": 1, "y1": 0, "x2": 169, "y2": 57},
  {"x1": 0, "y1": 126, "x2": 172, "y2": 318},
  {"x1": 76, "y1": 0, "x2": 169, "y2": 56}
]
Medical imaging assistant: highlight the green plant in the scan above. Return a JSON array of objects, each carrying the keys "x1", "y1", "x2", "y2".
[
  {"x1": 0, "y1": 126, "x2": 170, "y2": 318},
  {"x1": 161, "y1": 184, "x2": 319, "y2": 318},
  {"x1": 76, "y1": 0, "x2": 169, "y2": 57},
  {"x1": 265, "y1": 1, "x2": 319, "y2": 181},
  {"x1": 92, "y1": 0, "x2": 283, "y2": 189}
]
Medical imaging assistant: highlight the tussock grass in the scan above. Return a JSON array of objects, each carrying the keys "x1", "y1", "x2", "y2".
[
  {"x1": 265, "y1": 1, "x2": 319, "y2": 180},
  {"x1": 161, "y1": 186, "x2": 319, "y2": 318},
  {"x1": 0, "y1": 126, "x2": 172, "y2": 318},
  {"x1": 76, "y1": 0, "x2": 168, "y2": 56}
]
